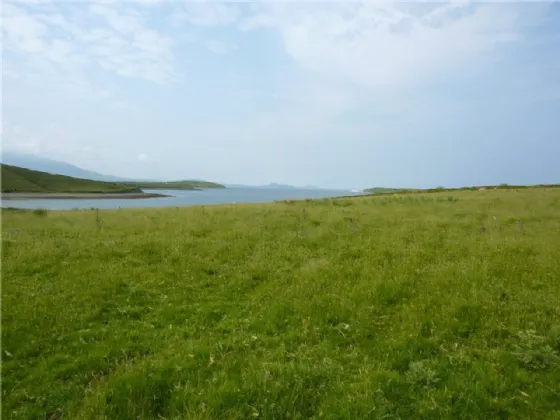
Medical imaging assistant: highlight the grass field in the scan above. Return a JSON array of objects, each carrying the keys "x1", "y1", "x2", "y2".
[{"x1": 2, "y1": 188, "x2": 560, "y2": 419}]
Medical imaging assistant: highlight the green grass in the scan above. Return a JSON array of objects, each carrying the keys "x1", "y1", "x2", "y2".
[
  {"x1": 0, "y1": 164, "x2": 225, "y2": 193},
  {"x1": 2, "y1": 188, "x2": 560, "y2": 419},
  {"x1": 123, "y1": 180, "x2": 225, "y2": 190},
  {"x1": 1, "y1": 164, "x2": 142, "y2": 194},
  {"x1": 365, "y1": 184, "x2": 560, "y2": 195}
]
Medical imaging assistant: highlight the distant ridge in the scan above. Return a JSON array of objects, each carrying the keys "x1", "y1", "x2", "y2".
[
  {"x1": 1, "y1": 164, "x2": 225, "y2": 193},
  {"x1": 224, "y1": 183, "x2": 338, "y2": 190},
  {"x1": 0, "y1": 152, "x2": 126, "y2": 182},
  {"x1": 0, "y1": 152, "x2": 223, "y2": 187}
]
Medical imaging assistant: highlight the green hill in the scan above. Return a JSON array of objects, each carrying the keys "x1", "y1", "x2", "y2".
[
  {"x1": 365, "y1": 184, "x2": 560, "y2": 195},
  {"x1": 1, "y1": 164, "x2": 226, "y2": 193},
  {"x1": 1, "y1": 164, "x2": 142, "y2": 194}
]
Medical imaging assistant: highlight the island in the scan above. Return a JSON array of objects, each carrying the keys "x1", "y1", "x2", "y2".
[
  {"x1": 121, "y1": 180, "x2": 225, "y2": 190},
  {"x1": 364, "y1": 187, "x2": 403, "y2": 194},
  {"x1": 1, "y1": 164, "x2": 224, "y2": 199}
]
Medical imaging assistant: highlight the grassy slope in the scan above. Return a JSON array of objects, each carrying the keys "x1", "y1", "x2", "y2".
[
  {"x1": 1, "y1": 164, "x2": 141, "y2": 194},
  {"x1": 365, "y1": 184, "x2": 560, "y2": 195},
  {"x1": 2, "y1": 189, "x2": 560, "y2": 419},
  {"x1": 124, "y1": 180, "x2": 225, "y2": 190},
  {"x1": 1, "y1": 164, "x2": 45, "y2": 192}
]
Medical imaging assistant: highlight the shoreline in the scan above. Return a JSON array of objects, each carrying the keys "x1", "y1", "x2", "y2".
[{"x1": 1, "y1": 192, "x2": 173, "y2": 200}]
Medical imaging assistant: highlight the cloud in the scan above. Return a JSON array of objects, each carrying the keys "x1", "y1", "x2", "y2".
[
  {"x1": 2, "y1": 4, "x2": 49, "y2": 54},
  {"x1": 2, "y1": 1, "x2": 558, "y2": 187},
  {"x1": 2, "y1": 2, "x2": 177, "y2": 85},
  {"x1": 170, "y1": 3, "x2": 240, "y2": 27},
  {"x1": 2, "y1": 119, "x2": 96, "y2": 165},
  {"x1": 239, "y1": 1, "x2": 550, "y2": 109},
  {"x1": 205, "y1": 39, "x2": 237, "y2": 54}
]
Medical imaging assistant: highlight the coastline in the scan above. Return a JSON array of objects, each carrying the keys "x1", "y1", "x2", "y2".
[{"x1": 1, "y1": 192, "x2": 172, "y2": 200}]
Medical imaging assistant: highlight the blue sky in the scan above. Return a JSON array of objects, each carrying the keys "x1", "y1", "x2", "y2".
[{"x1": 2, "y1": 0, "x2": 559, "y2": 189}]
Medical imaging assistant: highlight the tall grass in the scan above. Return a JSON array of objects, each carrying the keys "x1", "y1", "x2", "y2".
[{"x1": 2, "y1": 189, "x2": 560, "y2": 419}]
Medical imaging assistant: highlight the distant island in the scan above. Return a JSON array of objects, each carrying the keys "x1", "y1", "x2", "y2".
[
  {"x1": 1, "y1": 164, "x2": 224, "y2": 199},
  {"x1": 224, "y1": 182, "x2": 337, "y2": 190},
  {"x1": 122, "y1": 180, "x2": 225, "y2": 190},
  {"x1": 364, "y1": 187, "x2": 402, "y2": 194},
  {"x1": 261, "y1": 183, "x2": 298, "y2": 189},
  {"x1": 224, "y1": 182, "x2": 299, "y2": 189}
]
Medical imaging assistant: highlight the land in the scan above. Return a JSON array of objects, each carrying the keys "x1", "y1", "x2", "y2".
[
  {"x1": 365, "y1": 184, "x2": 560, "y2": 195},
  {"x1": 1, "y1": 151, "x2": 128, "y2": 182},
  {"x1": 2, "y1": 188, "x2": 560, "y2": 419},
  {"x1": 1, "y1": 164, "x2": 224, "y2": 198},
  {"x1": 1, "y1": 164, "x2": 142, "y2": 194},
  {"x1": 364, "y1": 187, "x2": 402, "y2": 194},
  {"x1": 225, "y1": 183, "x2": 328, "y2": 190},
  {"x1": 122, "y1": 180, "x2": 225, "y2": 190}
]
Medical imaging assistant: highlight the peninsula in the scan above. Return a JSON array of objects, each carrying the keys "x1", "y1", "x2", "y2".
[{"x1": 1, "y1": 164, "x2": 224, "y2": 199}]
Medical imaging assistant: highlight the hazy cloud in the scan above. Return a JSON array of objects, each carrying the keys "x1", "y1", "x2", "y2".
[{"x1": 2, "y1": 1, "x2": 559, "y2": 188}]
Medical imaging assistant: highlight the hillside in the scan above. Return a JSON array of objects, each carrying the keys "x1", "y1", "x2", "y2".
[
  {"x1": 2, "y1": 188, "x2": 560, "y2": 419},
  {"x1": 1, "y1": 164, "x2": 141, "y2": 194},
  {"x1": 1, "y1": 152, "x2": 126, "y2": 182},
  {"x1": 124, "y1": 180, "x2": 225, "y2": 190},
  {"x1": 0, "y1": 153, "x2": 225, "y2": 188},
  {"x1": 365, "y1": 184, "x2": 560, "y2": 194}
]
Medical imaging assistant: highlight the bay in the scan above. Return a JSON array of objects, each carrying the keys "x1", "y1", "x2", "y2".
[{"x1": 2, "y1": 187, "x2": 364, "y2": 210}]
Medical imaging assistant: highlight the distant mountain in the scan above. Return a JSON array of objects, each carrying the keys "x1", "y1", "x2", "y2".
[
  {"x1": 223, "y1": 183, "x2": 288, "y2": 189},
  {"x1": 224, "y1": 183, "x2": 330, "y2": 190},
  {"x1": 0, "y1": 151, "x2": 126, "y2": 182},
  {"x1": 123, "y1": 180, "x2": 225, "y2": 190},
  {"x1": 1, "y1": 152, "x2": 225, "y2": 189},
  {"x1": 262, "y1": 183, "x2": 298, "y2": 189}
]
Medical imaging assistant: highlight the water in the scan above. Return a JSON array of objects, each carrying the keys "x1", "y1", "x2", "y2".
[{"x1": 2, "y1": 187, "x2": 364, "y2": 210}]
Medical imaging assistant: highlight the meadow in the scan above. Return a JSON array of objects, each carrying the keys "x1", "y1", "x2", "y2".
[{"x1": 2, "y1": 188, "x2": 560, "y2": 419}]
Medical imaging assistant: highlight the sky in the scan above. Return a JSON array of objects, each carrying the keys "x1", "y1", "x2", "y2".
[{"x1": 2, "y1": 0, "x2": 560, "y2": 189}]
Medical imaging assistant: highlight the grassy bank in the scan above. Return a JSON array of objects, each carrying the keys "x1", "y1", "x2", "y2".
[
  {"x1": 1, "y1": 164, "x2": 141, "y2": 194},
  {"x1": 1, "y1": 164, "x2": 225, "y2": 194},
  {"x1": 365, "y1": 184, "x2": 560, "y2": 195},
  {"x1": 2, "y1": 188, "x2": 560, "y2": 419}
]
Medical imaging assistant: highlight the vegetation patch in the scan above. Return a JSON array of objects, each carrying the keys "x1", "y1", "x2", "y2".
[
  {"x1": 2, "y1": 188, "x2": 560, "y2": 419},
  {"x1": 1, "y1": 164, "x2": 141, "y2": 194},
  {"x1": 1, "y1": 164, "x2": 224, "y2": 193}
]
